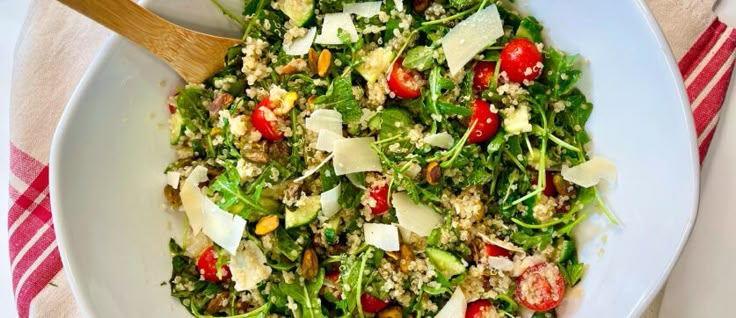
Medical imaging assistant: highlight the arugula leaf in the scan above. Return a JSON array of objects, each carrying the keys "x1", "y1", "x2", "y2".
[
  {"x1": 209, "y1": 167, "x2": 268, "y2": 218},
  {"x1": 450, "y1": 0, "x2": 479, "y2": 10},
  {"x1": 511, "y1": 230, "x2": 553, "y2": 250},
  {"x1": 403, "y1": 46, "x2": 435, "y2": 71},
  {"x1": 276, "y1": 269, "x2": 326, "y2": 318},
  {"x1": 314, "y1": 76, "x2": 362, "y2": 124},
  {"x1": 559, "y1": 262, "x2": 585, "y2": 287},
  {"x1": 275, "y1": 228, "x2": 302, "y2": 261},
  {"x1": 177, "y1": 86, "x2": 209, "y2": 132},
  {"x1": 545, "y1": 48, "x2": 582, "y2": 99},
  {"x1": 320, "y1": 163, "x2": 340, "y2": 192},
  {"x1": 436, "y1": 101, "x2": 473, "y2": 116},
  {"x1": 516, "y1": 16, "x2": 543, "y2": 43}
]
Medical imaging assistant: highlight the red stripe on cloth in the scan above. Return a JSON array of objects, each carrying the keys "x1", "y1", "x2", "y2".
[
  {"x1": 9, "y1": 186, "x2": 21, "y2": 205},
  {"x1": 680, "y1": 21, "x2": 729, "y2": 79},
  {"x1": 13, "y1": 246, "x2": 62, "y2": 318},
  {"x1": 693, "y1": 63, "x2": 736, "y2": 135},
  {"x1": 11, "y1": 226, "x2": 55, "y2": 284},
  {"x1": 7, "y1": 166, "x2": 50, "y2": 227},
  {"x1": 9, "y1": 194, "x2": 52, "y2": 266},
  {"x1": 679, "y1": 19, "x2": 723, "y2": 73},
  {"x1": 699, "y1": 123, "x2": 719, "y2": 163},
  {"x1": 9, "y1": 144, "x2": 46, "y2": 186},
  {"x1": 686, "y1": 29, "x2": 736, "y2": 101}
]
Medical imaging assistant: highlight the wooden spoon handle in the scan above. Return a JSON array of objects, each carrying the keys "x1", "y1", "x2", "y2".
[{"x1": 57, "y1": 0, "x2": 179, "y2": 61}]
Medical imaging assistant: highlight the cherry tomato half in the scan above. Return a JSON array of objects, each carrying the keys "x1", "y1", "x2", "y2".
[
  {"x1": 197, "y1": 245, "x2": 231, "y2": 283},
  {"x1": 369, "y1": 184, "x2": 389, "y2": 215},
  {"x1": 388, "y1": 57, "x2": 425, "y2": 99},
  {"x1": 466, "y1": 299, "x2": 493, "y2": 318},
  {"x1": 532, "y1": 171, "x2": 556, "y2": 197},
  {"x1": 251, "y1": 97, "x2": 284, "y2": 141},
  {"x1": 473, "y1": 61, "x2": 497, "y2": 90},
  {"x1": 484, "y1": 243, "x2": 512, "y2": 259},
  {"x1": 360, "y1": 293, "x2": 390, "y2": 313},
  {"x1": 499, "y1": 38, "x2": 543, "y2": 83},
  {"x1": 515, "y1": 262, "x2": 566, "y2": 311},
  {"x1": 468, "y1": 100, "x2": 501, "y2": 144}
]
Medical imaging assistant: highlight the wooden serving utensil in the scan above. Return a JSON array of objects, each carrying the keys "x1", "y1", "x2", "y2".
[{"x1": 57, "y1": 0, "x2": 242, "y2": 83}]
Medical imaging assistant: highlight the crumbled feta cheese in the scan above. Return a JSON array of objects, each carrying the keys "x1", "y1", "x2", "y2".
[{"x1": 502, "y1": 105, "x2": 533, "y2": 135}]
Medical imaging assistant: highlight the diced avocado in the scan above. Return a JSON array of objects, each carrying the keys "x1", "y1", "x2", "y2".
[
  {"x1": 426, "y1": 247, "x2": 466, "y2": 278},
  {"x1": 170, "y1": 112, "x2": 184, "y2": 145},
  {"x1": 285, "y1": 195, "x2": 321, "y2": 229},
  {"x1": 280, "y1": 0, "x2": 315, "y2": 27},
  {"x1": 323, "y1": 216, "x2": 341, "y2": 244},
  {"x1": 356, "y1": 48, "x2": 395, "y2": 83}
]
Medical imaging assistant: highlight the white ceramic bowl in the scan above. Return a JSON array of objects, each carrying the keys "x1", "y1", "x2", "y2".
[{"x1": 50, "y1": 0, "x2": 699, "y2": 317}]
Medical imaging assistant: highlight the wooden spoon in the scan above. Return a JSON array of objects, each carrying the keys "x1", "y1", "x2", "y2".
[{"x1": 57, "y1": 0, "x2": 242, "y2": 83}]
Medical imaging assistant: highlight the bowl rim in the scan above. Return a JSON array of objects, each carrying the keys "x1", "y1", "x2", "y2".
[{"x1": 49, "y1": 0, "x2": 700, "y2": 316}]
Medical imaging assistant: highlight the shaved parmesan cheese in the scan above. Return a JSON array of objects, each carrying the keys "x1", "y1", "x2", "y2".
[
  {"x1": 315, "y1": 13, "x2": 359, "y2": 45},
  {"x1": 332, "y1": 137, "x2": 382, "y2": 175},
  {"x1": 316, "y1": 129, "x2": 344, "y2": 152},
  {"x1": 284, "y1": 27, "x2": 317, "y2": 56},
  {"x1": 295, "y1": 153, "x2": 334, "y2": 182},
  {"x1": 487, "y1": 256, "x2": 514, "y2": 272},
  {"x1": 512, "y1": 254, "x2": 546, "y2": 277},
  {"x1": 321, "y1": 184, "x2": 342, "y2": 218},
  {"x1": 364, "y1": 223, "x2": 400, "y2": 251},
  {"x1": 343, "y1": 2, "x2": 382, "y2": 17},
  {"x1": 188, "y1": 165, "x2": 209, "y2": 184},
  {"x1": 393, "y1": 0, "x2": 404, "y2": 12},
  {"x1": 392, "y1": 192, "x2": 442, "y2": 237},
  {"x1": 346, "y1": 173, "x2": 367, "y2": 190},
  {"x1": 179, "y1": 167, "x2": 210, "y2": 234},
  {"x1": 561, "y1": 156, "x2": 617, "y2": 187},
  {"x1": 441, "y1": 5, "x2": 503, "y2": 76},
  {"x1": 503, "y1": 104, "x2": 532, "y2": 135},
  {"x1": 423, "y1": 132, "x2": 454, "y2": 149},
  {"x1": 395, "y1": 223, "x2": 413, "y2": 242},
  {"x1": 305, "y1": 109, "x2": 343, "y2": 135},
  {"x1": 166, "y1": 171, "x2": 181, "y2": 189},
  {"x1": 436, "y1": 287, "x2": 467, "y2": 318},
  {"x1": 201, "y1": 197, "x2": 247, "y2": 255},
  {"x1": 402, "y1": 162, "x2": 422, "y2": 179},
  {"x1": 230, "y1": 241, "x2": 272, "y2": 291},
  {"x1": 184, "y1": 232, "x2": 212, "y2": 258}
]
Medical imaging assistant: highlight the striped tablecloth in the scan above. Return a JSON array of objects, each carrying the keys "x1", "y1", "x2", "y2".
[{"x1": 7, "y1": 0, "x2": 736, "y2": 317}]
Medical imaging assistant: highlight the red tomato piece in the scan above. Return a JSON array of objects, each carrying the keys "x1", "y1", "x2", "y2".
[
  {"x1": 196, "y1": 245, "x2": 231, "y2": 283},
  {"x1": 326, "y1": 270, "x2": 341, "y2": 283},
  {"x1": 543, "y1": 171, "x2": 556, "y2": 197},
  {"x1": 499, "y1": 38, "x2": 543, "y2": 83},
  {"x1": 387, "y1": 57, "x2": 425, "y2": 99},
  {"x1": 468, "y1": 100, "x2": 501, "y2": 144},
  {"x1": 466, "y1": 299, "x2": 493, "y2": 318},
  {"x1": 515, "y1": 262, "x2": 566, "y2": 311},
  {"x1": 369, "y1": 184, "x2": 389, "y2": 215},
  {"x1": 484, "y1": 243, "x2": 511, "y2": 259},
  {"x1": 360, "y1": 293, "x2": 389, "y2": 313},
  {"x1": 168, "y1": 92, "x2": 179, "y2": 114},
  {"x1": 473, "y1": 61, "x2": 497, "y2": 90},
  {"x1": 251, "y1": 97, "x2": 284, "y2": 141}
]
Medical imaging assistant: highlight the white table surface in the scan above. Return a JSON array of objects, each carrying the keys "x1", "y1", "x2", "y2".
[{"x1": 0, "y1": 1, "x2": 32, "y2": 317}]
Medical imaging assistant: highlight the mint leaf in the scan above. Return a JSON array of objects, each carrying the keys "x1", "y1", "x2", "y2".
[{"x1": 314, "y1": 76, "x2": 362, "y2": 124}]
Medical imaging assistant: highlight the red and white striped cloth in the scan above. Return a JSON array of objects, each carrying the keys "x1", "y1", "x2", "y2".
[{"x1": 7, "y1": 1, "x2": 736, "y2": 317}]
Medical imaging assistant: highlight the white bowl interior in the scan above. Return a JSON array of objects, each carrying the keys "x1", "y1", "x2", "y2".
[{"x1": 50, "y1": 0, "x2": 698, "y2": 317}]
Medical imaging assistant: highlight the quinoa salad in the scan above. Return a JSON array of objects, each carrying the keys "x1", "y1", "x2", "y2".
[{"x1": 162, "y1": 0, "x2": 618, "y2": 317}]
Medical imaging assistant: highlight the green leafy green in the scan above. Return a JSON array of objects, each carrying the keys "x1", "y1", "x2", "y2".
[
  {"x1": 177, "y1": 86, "x2": 209, "y2": 132},
  {"x1": 516, "y1": 16, "x2": 543, "y2": 43},
  {"x1": 402, "y1": 46, "x2": 435, "y2": 71},
  {"x1": 314, "y1": 76, "x2": 362, "y2": 124}
]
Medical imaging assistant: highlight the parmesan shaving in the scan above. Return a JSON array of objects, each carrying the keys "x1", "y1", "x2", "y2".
[{"x1": 561, "y1": 156, "x2": 617, "y2": 187}]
